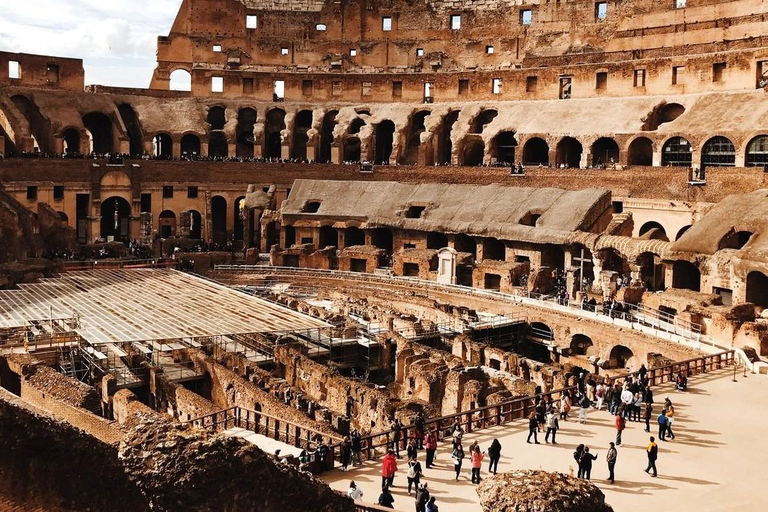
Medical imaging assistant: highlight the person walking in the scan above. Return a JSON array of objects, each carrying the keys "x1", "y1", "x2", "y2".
[
  {"x1": 351, "y1": 429, "x2": 363, "y2": 466},
  {"x1": 615, "y1": 412, "x2": 626, "y2": 446},
  {"x1": 527, "y1": 411, "x2": 540, "y2": 444},
  {"x1": 657, "y1": 409, "x2": 668, "y2": 441},
  {"x1": 574, "y1": 444, "x2": 585, "y2": 478},
  {"x1": 665, "y1": 398, "x2": 676, "y2": 440},
  {"x1": 606, "y1": 442, "x2": 617, "y2": 484},
  {"x1": 381, "y1": 450, "x2": 398, "y2": 489},
  {"x1": 426, "y1": 496, "x2": 439, "y2": 512},
  {"x1": 470, "y1": 445, "x2": 484, "y2": 484},
  {"x1": 425, "y1": 430, "x2": 438, "y2": 468},
  {"x1": 451, "y1": 423, "x2": 464, "y2": 450},
  {"x1": 451, "y1": 442, "x2": 465, "y2": 480},
  {"x1": 633, "y1": 392, "x2": 644, "y2": 422},
  {"x1": 414, "y1": 412, "x2": 425, "y2": 449},
  {"x1": 545, "y1": 410, "x2": 559, "y2": 444},
  {"x1": 595, "y1": 383, "x2": 605, "y2": 411},
  {"x1": 340, "y1": 436, "x2": 352, "y2": 471},
  {"x1": 415, "y1": 482, "x2": 430, "y2": 512},
  {"x1": 578, "y1": 446, "x2": 598, "y2": 480},
  {"x1": 645, "y1": 436, "x2": 658, "y2": 477},
  {"x1": 488, "y1": 438, "x2": 502, "y2": 474},
  {"x1": 348, "y1": 480, "x2": 364, "y2": 501},
  {"x1": 406, "y1": 455, "x2": 423, "y2": 495},
  {"x1": 407, "y1": 438, "x2": 418, "y2": 461},
  {"x1": 377, "y1": 487, "x2": 395, "y2": 509},
  {"x1": 560, "y1": 391, "x2": 572, "y2": 421},
  {"x1": 391, "y1": 419, "x2": 402, "y2": 458},
  {"x1": 578, "y1": 394, "x2": 590, "y2": 424},
  {"x1": 643, "y1": 402, "x2": 653, "y2": 433}
]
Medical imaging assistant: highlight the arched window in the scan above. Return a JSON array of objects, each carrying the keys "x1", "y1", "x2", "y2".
[
  {"x1": 169, "y1": 69, "x2": 192, "y2": 91},
  {"x1": 701, "y1": 136, "x2": 735, "y2": 170},
  {"x1": 746, "y1": 135, "x2": 768, "y2": 167},
  {"x1": 661, "y1": 137, "x2": 692, "y2": 167}
]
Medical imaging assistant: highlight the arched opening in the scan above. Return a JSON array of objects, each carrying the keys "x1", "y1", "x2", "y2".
[
  {"x1": 437, "y1": 110, "x2": 460, "y2": 165},
  {"x1": 483, "y1": 237, "x2": 506, "y2": 261},
  {"x1": 541, "y1": 245, "x2": 565, "y2": 272},
  {"x1": 236, "y1": 108, "x2": 257, "y2": 158},
  {"x1": 627, "y1": 137, "x2": 653, "y2": 166},
  {"x1": 370, "y1": 228, "x2": 393, "y2": 252},
  {"x1": 82, "y1": 112, "x2": 114, "y2": 154},
  {"x1": 529, "y1": 322, "x2": 554, "y2": 343},
  {"x1": 180, "y1": 134, "x2": 201, "y2": 158},
  {"x1": 718, "y1": 230, "x2": 754, "y2": 250},
  {"x1": 570, "y1": 334, "x2": 593, "y2": 356},
  {"x1": 745, "y1": 135, "x2": 768, "y2": 167},
  {"x1": 642, "y1": 102, "x2": 685, "y2": 131},
  {"x1": 62, "y1": 128, "x2": 80, "y2": 156},
  {"x1": 345, "y1": 227, "x2": 365, "y2": 247},
  {"x1": 319, "y1": 225, "x2": 339, "y2": 249},
  {"x1": 374, "y1": 120, "x2": 395, "y2": 164},
  {"x1": 116, "y1": 104, "x2": 144, "y2": 157},
  {"x1": 672, "y1": 260, "x2": 701, "y2": 292},
  {"x1": 153, "y1": 133, "x2": 173, "y2": 159},
  {"x1": 556, "y1": 137, "x2": 582, "y2": 168},
  {"x1": 637, "y1": 252, "x2": 664, "y2": 291},
  {"x1": 100, "y1": 196, "x2": 131, "y2": 241},
  {"x1": 522, "y1": 137, "x2": 549, "y2": 166},
  {"x1": 493, "y1": 131, "x2": 517, "y2": 165},
  {"x1": 701, "y1": 136, "x2": 735, "y2": 171},
  {"x1": 639, "y1": 221, "x2": 669, "y2": 242},
  {"x1": 400, "y1": 110, "x2": 431, "y2": 165},
  {"x1": 344, "y1": 137, "x2": 361, "y2": 162},
  {"x1": 426, "y1": 232, "x2": 449, "y2": 250},
  {"x1": 601, "y1": 249, "x2": 630, "y2": 275},
  {"x1": 187, "y1": 210, "x2": 202, "y2": 239},
  {"x1": 591, "y1": 137, "x2": 619, "y2": 167},
  {"x1": 470, "y1": 109, "x2": 498, "y2": 134},
  {"x1": 608, "y1": 345, "x2": 634, "y2": 369},
  {"x1": 676, "y1": 225, "x2": 691, "y2": 241},
  {"x1": 169, "y1": 69, "x2": 192, "y2": 91},
  {"x1": 746, "y1": 271, "x2": 768, "y2": 309},
  {"x1": 284, "y1": 225, "x2": 296, "y2": 247},
  {"x1": 208, "y1": 132, "x2": 228, "y2": 158},
  {"x1": 211, "y1": 196, "x2": 227, "y2": 245},
  {"x1": 462, "y1": 138, "x2": 485, "y2": 166},
  {"x1": 11, "y1": 95, "x2": 51, "y2": 154},
  {"x1": 158, "y1": 210, "x2": 176, "y2": 238},
  {"x1": 291, "y1": 110, "x2": 313, "y2": 161},
  {"x1": 661, "y1": 136, "x2": 692, "y2": 167},
  {"x1": 233, "y1": 196, "x2": 246, "y2": 241},
  {"x1": 318, "y1": 110, "x2": 338, "y2": 163},
  {"x1": 453, "y1": 233, "x2": 476, "y2": 258},
  {"x1": 265, "y1": 109, "x2": 286, "y2": 159},
  {"x1": 265, "y1": 221, "x2": 279, "y2": 248},
  {"x1": 207, "y1": 106, "x2": 226, "y2": 130}
]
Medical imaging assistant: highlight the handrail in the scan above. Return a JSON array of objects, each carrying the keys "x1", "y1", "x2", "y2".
[{"x1": 61, "y1": 258, "x2": 177, "y2": 271}]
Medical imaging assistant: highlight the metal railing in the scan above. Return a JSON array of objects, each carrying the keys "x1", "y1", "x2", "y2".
[{"x1": 61, "y1": 258, "x2": 177, "y2": 271}]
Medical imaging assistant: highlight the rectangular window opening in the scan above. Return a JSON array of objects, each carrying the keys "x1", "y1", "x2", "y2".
[
  {"x1": 521, "y1": 9, "x2": 532, "y2": 25},
  {"x1": 211, "y1": 76, "x2": 224, "y2": 93},
  {"x1": 382, "y1": 17, "x2": 392, "y2": 31},
  {"x1": 187, "y1": 186, "x2": 198, "y2": 199},
  {"x1": 424, "y1": 82, "x2": 433, "y2": 101},
  {"x1": 46, "y1": 64, "x2": 59, "y2": 83},
  {"x1": 243, "y1": 77, "x2": 254, "y2": 94},
  {"x1": 281, "y1": 47, "x2": 289, "y2": 55},
  {"x1": 451, "y1": 15, "x2": 461, "y2": 30},
  {"x1": 350, "y1": 48, "x2": 357, "y2": 57},
  {"x1": 302, "y1": 80, "x2": 313, "y2": 96},
  {"x1": 486, "y1": 46, "x2": 494, "y2": 54},
  {"x1": 213, "y1": 44, "x2": 222, "y2": 53},
  {"x1": 140, "y1": 193, "x2": 152, "y2": 213},
  {"x1": 633, "y1": 69, "x2": 646, "y2": 87},
  {"x1": 27, "y1": 186, "x2": 37, "y2": 200},
  {"x1": 163, "y1": 186, "x2": 174, "y2": 199},
  {"x1": 392, "y1": 81, "x2": 402, "y2": 98},
  {"x1": 492, "y1": 78, "x2": 502, "y2": 95},
  {"x1": 332, "y1": 81, "x2": 342, "y2": 96},
  {"x1": 526, "y1": 75, "x2": 538, "y2": 92},
  {"x1": 596, "y1": 71, "x2": 608, "y2": 90},
  {"x1": 458, "y1": 79, "x2": 469, "y2": 96},
  {"x1": 53, "y1": 185, "x2": 64, "y2": 200},
  {"x1": 416, "y1": 48, "x2": 424, "y2": 57},
  {"x1": 273, "y1": 80, "x2": 285, "y2": 100},
  {"x1": 362, "y1": 81, "x2": 372, "y2": 96},
  {"x1": 246, "y1": 15, "x2": 258, "y2": 29},
  {"x1": 675, "y1": 0, "x2": 686, "y2": 8},
  {"x1": 672, "y1": 65, "x2": 685, "y2": 85},
  {"x1": 713, "y1": 62, "x2": 726, "y2": 83},
  {"x1": 9, "y1": 61, "x2": 20, "y2": 79},
  {"x1": 559, "y1": 76, "x2": 572, "y2": 99},
  {"x1": 595, "y1": 2, "x2": 607, "y2": 20}
]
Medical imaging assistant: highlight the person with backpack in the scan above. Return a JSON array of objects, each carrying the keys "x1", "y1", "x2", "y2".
[
  {"x1": 544, "y1": 410, "x2": 559, "y2": 444},
  {"x1": 451, "y1": 442, "x2": 465, "y2": 480},
  {"x1": 406, "y1": 455, "x2": 423, "y2": 495},
  {"x1": 526, "y1": 411, "x2": 540, "y2": 444},
  {"x1": 615, "y1": 412, "x2": 626, "y2": 446},
  {"x1": 487, "y1": 438, "x2": 502, "y2": 474},
  {"x1": 415, "y1": 482, "x2": 430, "y2": 512}
]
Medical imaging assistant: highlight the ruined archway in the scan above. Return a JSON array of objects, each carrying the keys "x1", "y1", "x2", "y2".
[
  {"x1": 556, "y1": 137, "x2": 582, "y2": 168},
  {"x1": 522, "y1": 137, "x2": 549, "y2": 165},
  {"x1": 345, "y1": 227, "x2": 365, "y2": 247},
  {"x1": 208, "y1": 132, "x2": 228, "y2": 158},
  {"x1": 291, "y1": 110, "x2": 313, "y2": 161},
  {"x1": 437, "y1": 110, "x2": 460, "y2": 165},
  {"x1": 628, "y1": 137, "x2": 653, "y2": 166},
  {"x1": 462, "y1": 138, "x2": 485, "y2": 166},
  {"x1": 642, "y1": 102, "x2": 685, "y2": 131},
  {"x1": 746, "y1": 271, "x2": 768, "y2": 309},
  {"x1": 236, "y1": 108, "x2": 257, "y2": 158},
  {"x1": 180, "y1": 134, "x2": 201, "y2": 157},
  {"x1": 153, "y1": 133, "x2": 173, "y2": 159},
  {"x1": 374, "y1": 120, "x2": 395, "y2": 164},
  {"x1": 637, "y1": 252, "x2": 664, "y2": 291},
  {"x1": 470, "y1": 109, "x2": 498, "y2": 134},
  {"x1": 718, "y1": 230, "x2": 754, "y2": 250},
  {"x1": 529, "y1": 322, "x2": 554, "y2": 343},
  {"x1": 233, "y1": 196, "x2": 246, "y2": 241},
  {"x1": 746, "y1": 135, "x2": 768, "y2": 167},
  {"x1": 570, "y1": 334, "x2": 593, "y2": 356},
  {"x1": 426, "y1": 231, "x2": 449, "y2": 250},
  {"x1": 672, "y1": 260, "x2": 701, "y2": 292},
  {"x1": 265, "y1": 109, "x2": 286, "y2": 159},
  {"x1": 482, "y1": 237, "x2": 505, "y2": 261},
  {"x1": 639, "y1": 221, "x2": 669, "y2": 242},
  {"x1": 284, "y1": 225, "x2": 296, "y2": 247},
  {"x1": 62, "y1": 128, "x2": 80, "y2": 156},
  {"x1": 82, "y1": 112, "x2": 114, "y2": 154},
  {"x1": 169, "y1": 69, "x2": 191, "y2": 91},
  {"x1": 187, "y1": 210, "x2": 202, "y2": 239},
  {"x1": 675, "y1": 225, "x2": 691, "y2": 240},
  {"x1": 493, "y1": 131, "x2": 518, "y2": 165},
  {"x1": 207, "y1": 106, "x2": 226, "y2": 130},
  {"x1": 116, "y1": 104, "x2": 144, "y2": 157},
  {"x1": 318, "y1": 110, "x2": 338, "y2": 163},
  {"x1": 100, "y1": 196, "x2": 131, "y2": 241},
  {"x1": 11, "y1": 95, "x2": 51, "y2": 154},
  {"x1": 591, "y1": 137, "x2": 619, "y2": 167},
  {"x1": 608, "y1": 345, "x2": 634, "y2": 369},
  {"x1": 400, "y1": 110, "x2": 431, "y2": 165},
  {"x1": 211, "y1": 195, "x2": 227, "y2": 245},
  {"x1": 319, "y1": 225, "x2": 339, "y2": 248}
]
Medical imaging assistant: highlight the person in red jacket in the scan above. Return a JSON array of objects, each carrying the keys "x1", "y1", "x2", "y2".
[
  {"x1": 470, "y1": 445, "x2": 485, "y2": 484},
  {"x1": 615, "y1": 412, "x2": 626, "y2": 446},
  {"x1": 425, "y1": 430, "x2": 438, "y2": 468},
  {"x1": 381, "y1": 450, "x2": 398, "y2": 489}
]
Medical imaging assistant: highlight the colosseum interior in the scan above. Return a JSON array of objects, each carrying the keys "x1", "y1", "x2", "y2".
[{"x1": 2, "y1": 0, "x2": 768, "y2": 511}]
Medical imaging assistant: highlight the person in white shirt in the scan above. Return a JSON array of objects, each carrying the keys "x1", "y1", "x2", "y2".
[{"x1": 348, "y1": 480, "x2": 364, "y2": 501}]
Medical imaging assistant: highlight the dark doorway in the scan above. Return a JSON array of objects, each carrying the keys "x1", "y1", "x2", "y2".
[
  {"x1": 100, "y1": 196, "x2": 131, "y2": 241},
  {"x1": 211, "y1": 196, "x2": 227, "y2": 245},
  {"x1": 374, "y1": 120, "x2": 396, "y2": 164}
]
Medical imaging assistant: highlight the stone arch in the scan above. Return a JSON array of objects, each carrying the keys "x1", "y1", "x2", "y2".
[
  {"x1": 400, "y1": 110, "x2": 431, "y2": 165},
  {"x1": 462, "y1": 138, "x2": 485, "y2": 166},
  {"x1": 600, "y1": 248, "x2": 630, "y2": 275},
  {"x1": 100, "y1": 196, "x2": 131, "y2": 241},
  {"x1": 745, "y1": 134, "x2": 768, "y2": 167},
  {"x1": 318, "y1": 110, "x2": 338, "y2": 163},
  {"x1": 265, "y1": 108, "x2": 286, "y2": 159},
  {"x1": 675, "y1": 225, "x2": 691, "y2": 240},
  {"x1": 236, "y1": 108, "x2": 258, "y2": 158},
  {"x1": 207, "y1": 106, "x2": 226, "y2": 130},
  {"x1": 116, "y1": 103, "x2": 144, "y2": 157},
  {"x1": 590, "y1": 137, "x2": 619, "y2": 166},
  {"x1": 718, "y1": 229, "x2": 754, "y2": 251},
  {"x1": 639, "y1": 221, "x2": 669, "y2": 242},
  {"x1": 158, "y1": 210, "x2": 176, "y2": 238},
  {"x1": 374, "y1": 120, "x2": 396, "y2": 164},
  {"x1": 61, "y1": 127, "x2": 81, "y2": 156},
  {"x1": 570, "y1": 334, "x2": 594, "y2": 356},
  {"x1": 152, "y1": 133, "x2": 173, "y2": 158},
  {"x1": 746, "y1": 271, "x2": 768, "y2": 309},
  {"x1": 345, "y1": 227, "x2": 365, "y2": 247},
  {"x1": 608, "y1": 345, "x2": 634, "y2": 369},
  {"x1": 291, "y1": 110, "x2": 313, "y2": 160},
  {"x1": 492, "y1": 131, "x2": 518, "y2": 165},
  {"x1": 661, "y1": 136, "x2": 692, "y2": 167},
  {"x1": 555, "y1": 137, "x2": 582, "y2": 168},
  {"x1": 11, "y1": 95, "x2": 51, "y2": 154},
  {"x1": 437, "y1": 110, "x2": 460, "y2": 165},
  {"x1": 180, "y1": 133, "x2": 201, "y2": 157},
  {"x1": 426, "y1": 231, "x2": 449, "y2": 250},
  {"x1": 319, "y1": 225, "x2": 339, "y2": 248},
  {"x1": 627, "y1": 136, "x2": 653, "y2": 166},
  {"x1": 529, "y1": 322, "x2": 554, "y2": 343},
  {"x1": 169, "y1": 69, "x2": 192, "y2": 91},
  {"x1": 82, "y1": 112, "x2": 114, "y2": 154},
  {"x1": 642, "y1": 102, "x2": 685, "y2": 131},
  {"x1": 701, "y1": 135, "x2": 735, "y2": 171},
  {"x1": 211, "y1": 195, "x2": 228, "y2": 244},
  {"x1": 672, "y1": 260, "x2": 701, "y2": 292},
  {"x1": 234, "y1": 196, "x2": 246, "y2": 241},
  {"x1": 637, "y1": 251, "x2": 664, "y2": 291},
  {"x1": 470, "y1": 109, "x2": 498, "y2": 134},
  {"x1": 522, "y1": 137, "x2": 549, "y2": 165},
  {"x1": 208, "y1": 132, "x2": 228, "y2": 158}
]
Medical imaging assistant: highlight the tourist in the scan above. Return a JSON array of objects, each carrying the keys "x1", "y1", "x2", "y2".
[
  {"x1": 664, "y1": 397, "x2": 676, "y2": 439},
  {"x1": 609, "y1": 383, "x2": 622, "y2": 414},
  {"x1": 643, "y1": 402, "x2": 653, "y2": 433},
  {"x1": 526, "y1": 411, "x2": 540, "y2": 443},
  {"x1": 614, "y1": 411, "x2": 626, "y2": 446},
  {"x1": 578, "y1": 394, "x2": 590, "y2": 423},
  {"x1": 657, "y1": 409, "x2": 668, "y2": 441},
  {"x1": 574, "y1": 444, "x2": 585, "y2": 478},
  {"x1": 391, "y1": 419, "x2": 402, "y2": 458},
  {"x1": 347, "y1": 480, "x2": 364, "y2": 501},
  {"x1": 415, "y1": 482, "x2": 430, "y2": 512},
  {"x1": 644, "y1": 385, "x2": 654, "y2": 404},
  {"x1": 633, "y1": 392, "x2": 644, "y2": 422},
  {"x1": 639, "y1": 364, "x2": 648, "y2": 382},
  {"x1": 470, "y1": 445, "x2": 484, "y2": 484},
  {"x1": 381, "y1": 450, "x2": 398, "y2": 489},
  {"x1": 426, "y1": 496, "x2": 439, "y2": 512},
  {"x1": 340, "y1": 436, "x2": 352, "y2": 471},
  {"x1": 645, "y1": 436, "x2": 659, "y2": 477},
  {"x1": 407, "y1": 438, "x2": 418, "y2": 461},
  {"x1": 595, "y1": 382, "x2": 605, "y2": 410},
  {"x1": 606, "y1": 442, "x2": 617, "y2": 484},
  {"x1": 488, "y1": 438, "x2": 502, "y2": 474},
  {"x1": 425, "y1": 429, "x2": 438, "y2": 468},
  {"x1": 406, "y1": 455, "x2": 423, "y2": 495},
  {"x1": 452, "y1": 442, "x2": 465, "y2": 480},
  {"x1": 377, "y1": 487, "x2": 395, "y2": 509},
  {"x1": 451, "y1": 423, "x2": 464, "y2": 450},
  {"x1": 676, "y1": 372, "x2": 688, "y2": 391},
  {"x1": 578, "y1": 446, "x2": 598, "y2": 480},
  {"x1": 620, "y1": 385, "x2": 634, "y2": 419},
  {"x1": 560, "y1": 391, "x2": 571, "y2": 420},
  {"x1": 414, "y1": 412, "x2": 425, "y2": 449},
  {"x1": 544, "y1": 409, "x2": 559, "y2": 444},
  {"x1": 351, "y1": 429, "x2": 363, "y2": 466}
]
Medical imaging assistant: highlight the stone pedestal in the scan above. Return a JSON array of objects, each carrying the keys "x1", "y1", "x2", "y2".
[{"x1": 436, "y1": 247, "x2": 457, "y2": 284}]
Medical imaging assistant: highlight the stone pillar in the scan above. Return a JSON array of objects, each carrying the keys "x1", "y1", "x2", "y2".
[
  {"x1": 172, "y1": 139, "x2": 181, "y2": 159},
  {"x1": 331, "y1": 143, "x2": 341, "y2": 164},
  {"x1": 599, "y1": 270, "x2": 618, "y2": 299},
  {"x1": 228, "y1": 142, "x2": 237, "y2": 158},
  {"x1": 566, "y1": 265, "x2": 580, "y2": 298},
  {"x1": 734, "y1": 151, "x2": 746, "y2": 167},
  {"x1": 652, "y1": 148, "x2": 662, "y2": 167},
  {"x1": 201, "y1": 142, "x2": 209, "y2": 158}
]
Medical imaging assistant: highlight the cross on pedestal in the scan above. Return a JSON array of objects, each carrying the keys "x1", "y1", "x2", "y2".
[{"x1": 573, "y1": 248, "x2": 592, "y2": 292}]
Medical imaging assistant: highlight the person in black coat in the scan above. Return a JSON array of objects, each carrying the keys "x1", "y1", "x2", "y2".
[
  {"x1": 488, "y1": 439, "x2": 502, "y2": 474},
  {"x1": 578, "y1": 446, "x2": 598, "y2": 480},
  {"x1": 526, "y1": 412, "x2": 539, "y2": 444}
]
